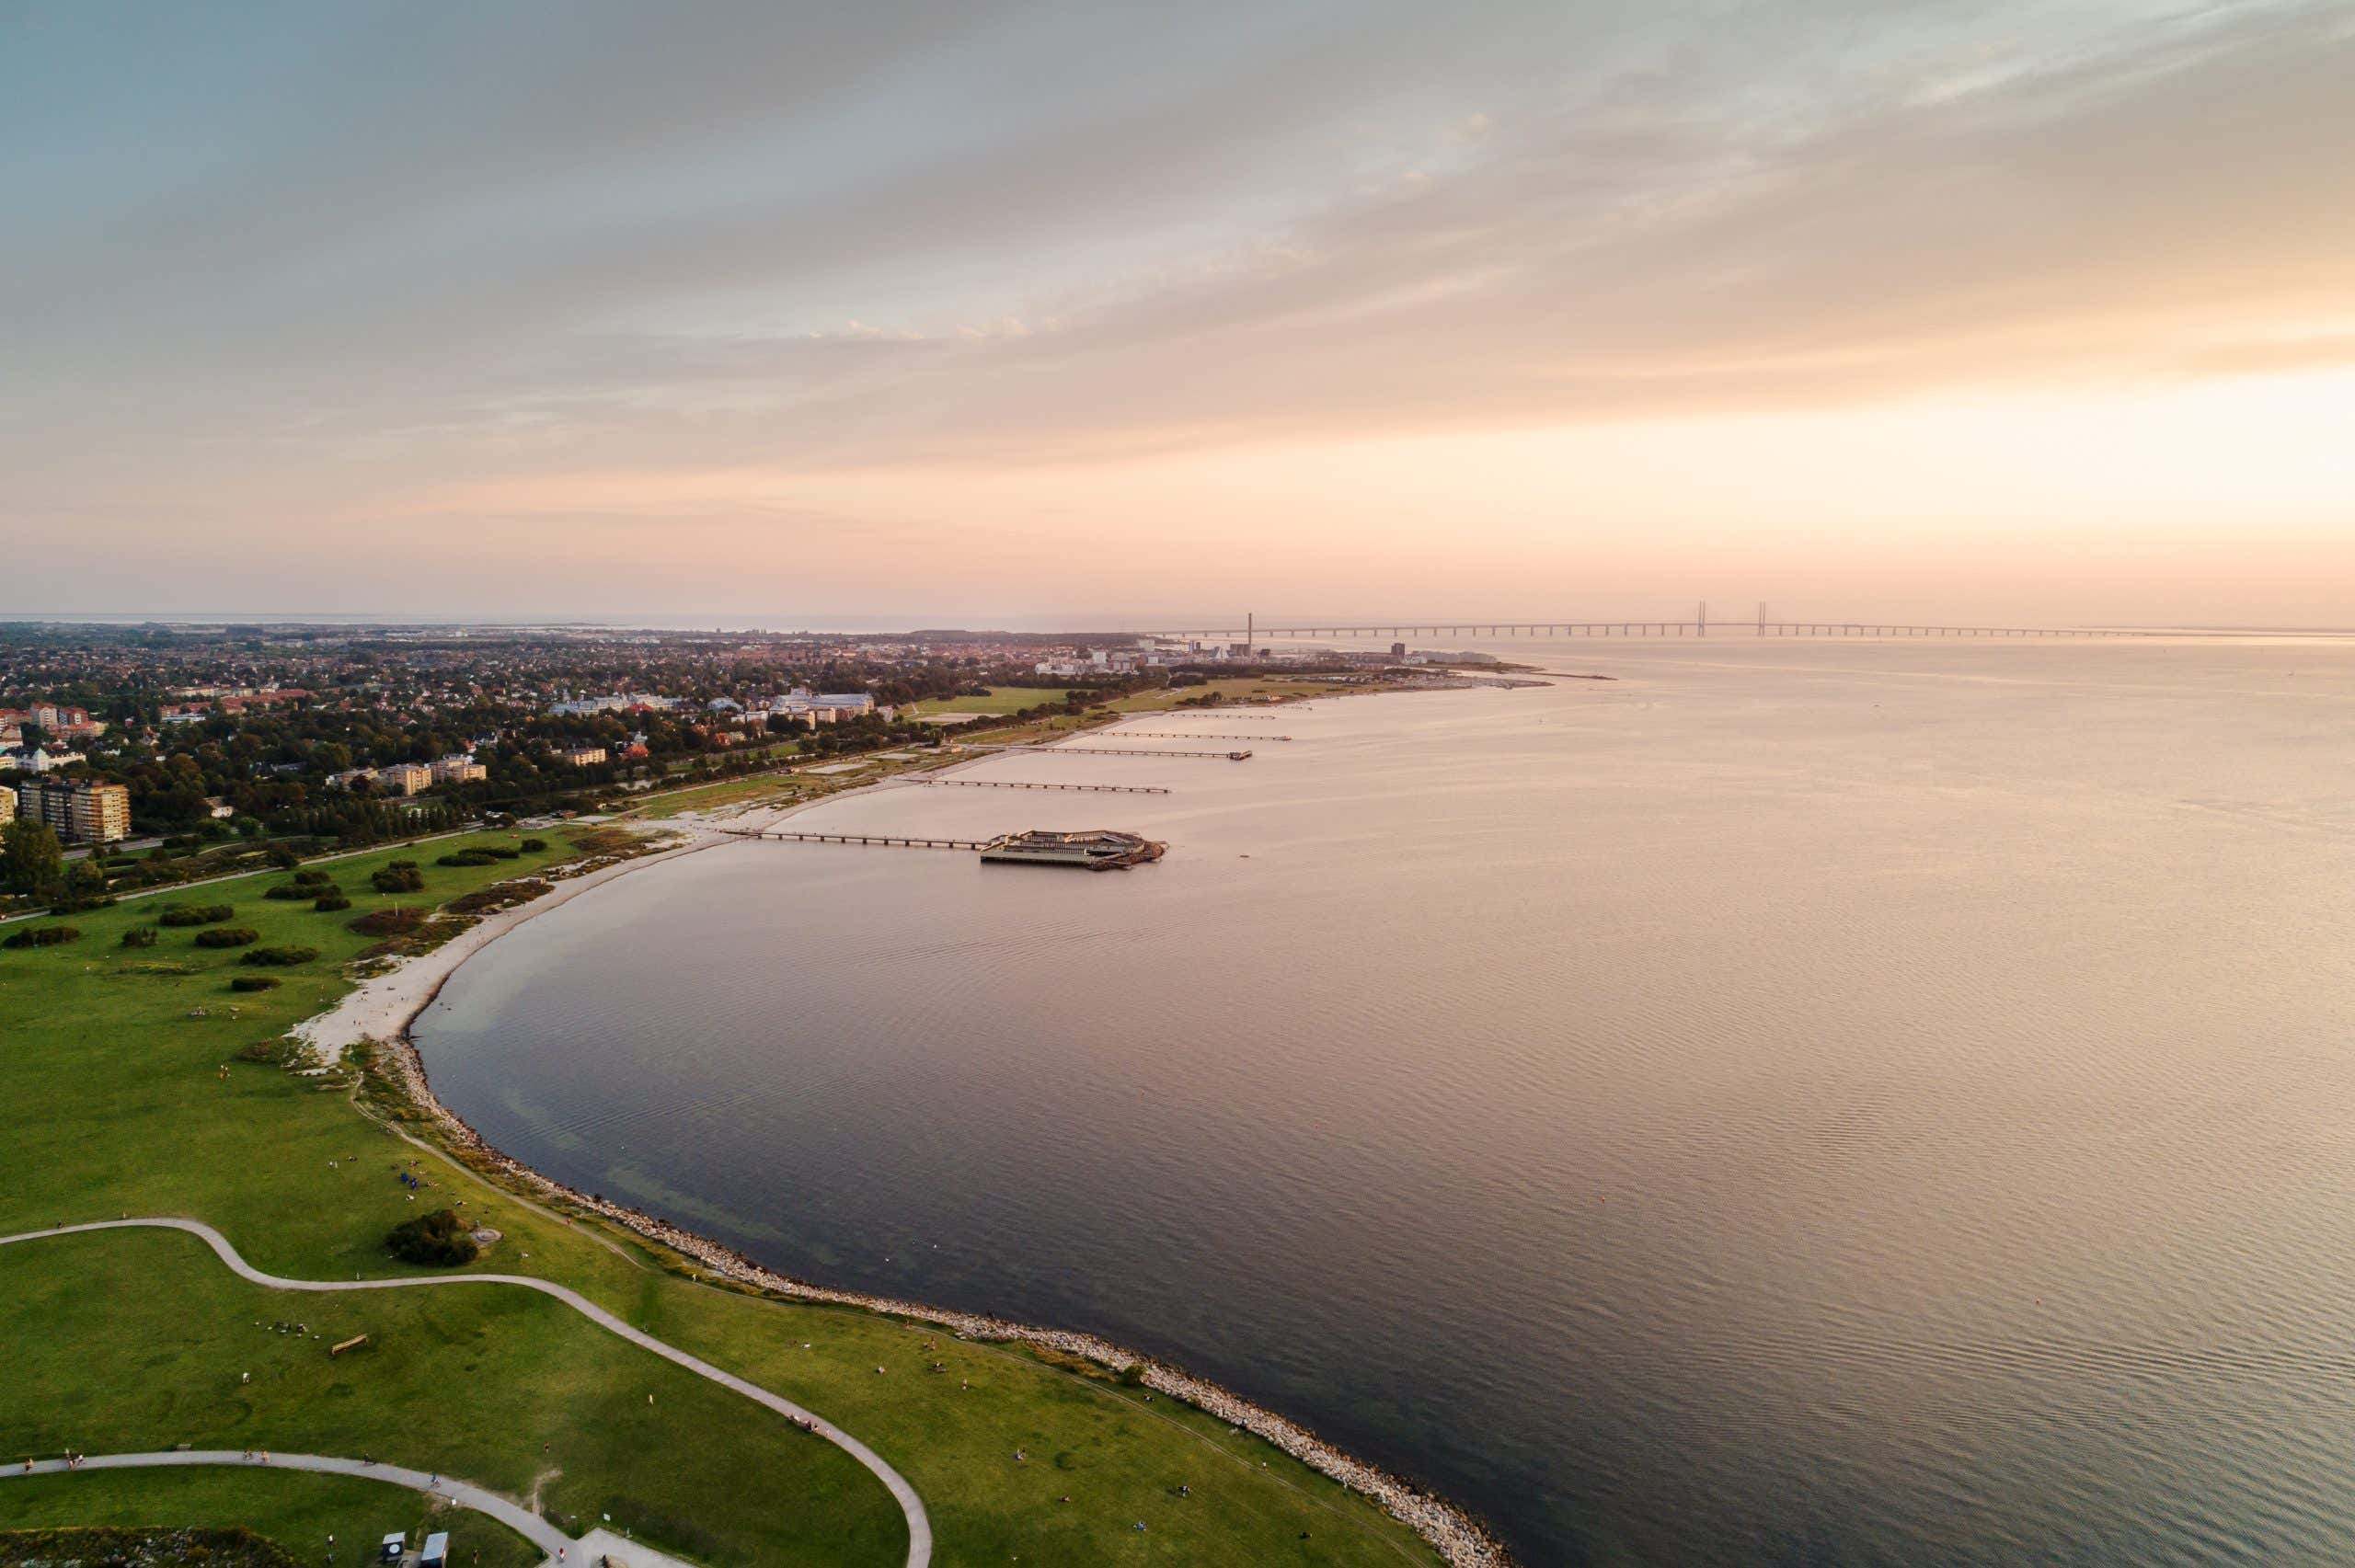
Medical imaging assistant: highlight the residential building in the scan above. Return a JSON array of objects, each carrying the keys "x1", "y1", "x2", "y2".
[
  {"x1": 375, "y1": 762, "x2": 434, "y2": 795},
  {"x1": 0, "y1": 787, "x2": 13, "y2": 826},
  {"x1": 557, "y1": 745, "x2": 607, "y2": 766},
  {"x1": 4, "y1": 747, "x2": 87, "y2": 774},
  {"x1": 19, "y1": 776, "x2": 132, "y2": 843},
  {"x1": 429, "y1": 754, "x2": 488, "y2": 784}
]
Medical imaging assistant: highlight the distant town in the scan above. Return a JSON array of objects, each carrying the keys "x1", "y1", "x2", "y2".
[{"x1": 0, "y1": 622, "x2": 1492, "y2": 909}]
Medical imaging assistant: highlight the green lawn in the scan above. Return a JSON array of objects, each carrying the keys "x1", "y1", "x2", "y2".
[
  {"x1": 627, "y1": 773, "x2": 808, "y2": 818},
  {"x1": 904, "y1": 687, "x2": 1072, "y2": 715},
  {"x1": 0, "y1": 1468, "x2": 543, "y2": 1568},
  {"x1": 1, "y1": 833, "x2": 1444, "y2": 1567}
]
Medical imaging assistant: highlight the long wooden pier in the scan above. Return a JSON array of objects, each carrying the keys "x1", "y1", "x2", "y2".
[
  {"x1": 917, "y1": 778, "x2": 1169, "y2": 795},
  {"x1": 732, "y1": 829, "x2": 987, "y2": 850},
  {"x1": 1041, "y1": 746, "x2": 1251, "y2": 761},
  {"x1": 1117, "y1": 731, "x2": 1292, "y2": 741}
]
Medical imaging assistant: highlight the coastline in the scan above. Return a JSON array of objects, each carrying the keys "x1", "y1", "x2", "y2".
[{"x1": 318, "y1": 801, "x2": 1517, "y2": 1568}]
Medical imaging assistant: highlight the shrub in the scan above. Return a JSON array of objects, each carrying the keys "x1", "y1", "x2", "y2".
[
  {"x1": 385, "y1": 1207, "x2": 479, "y2": 1266},
  {"x1": 447, "y1": 878, "x2": 551, "y2": 914},
  {"x1": 4, "y1": 924, "x2": 81, "y2": 948},
  {"x1": 121, "y1": 927, "x2": 158, "y2": 948},
  {"x1": 293, "y1": 868, "x2": 333, "y2": 886},
  {"x1": 520, "y1": 838, "x2": 548, "y2": 853},
  {"x1": 484, "y1": 844, "x2": 522, "y2": 859},
  {"x1": 194, "y1": 927, "x2": 259, "y2": 948},
  {"x1": 372, "y1": 865, "x2": 424, "y2": 894},
  {"x1": 437, "y1": 850, "x2": 499, "y2": 867},
  {"x1": 263, "y1": 884, "x2": 314, "y2": 899},
  {"x1": 313, "y1": 894, "x2": 351, "y2": 911},
  {"x1": 229, "y1": 975, "x2": 281, "y2": 992},
  {"x1": 349, "y1": 907, "x2": 424, "y2": 937},
  {"x1": 158, "y1": 903, "x2": 235, "y2": 927},
  {"x1": 239, "y1": 944, "x2": 317, "y2": 967}
]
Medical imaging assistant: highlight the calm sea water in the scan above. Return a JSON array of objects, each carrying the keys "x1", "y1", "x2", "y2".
[{"x1": 419, "y1": 638, "x2": 2355, "y2": 1564}]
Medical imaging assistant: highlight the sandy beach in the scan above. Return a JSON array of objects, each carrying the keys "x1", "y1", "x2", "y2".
[
  {"x1": 292, "y1": 795, "x2": 1513, "y2": 1568},
  {"x1": 292, "y1": 827, "x2": 722, "y2": 1062}
]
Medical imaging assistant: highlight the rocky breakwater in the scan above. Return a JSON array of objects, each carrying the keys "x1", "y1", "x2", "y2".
[{"x1": 373, "y1": 1031, "x2": 1515, "y2": 1568}]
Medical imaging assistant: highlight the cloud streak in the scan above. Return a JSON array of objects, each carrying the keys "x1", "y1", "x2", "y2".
[{"x1": 5, "y1": 1, "x2": 2350, "y2": 618}]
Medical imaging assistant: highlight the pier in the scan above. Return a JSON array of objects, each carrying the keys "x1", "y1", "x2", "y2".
[
  {"x1": 1040, "y1": 746, "x2": 1252, "y2": 761},
  {"x1": 1117, "y1": 731, "x2": 1291, "y2": 741},
  {"x1": 731, "y1": 829, "x2": 989, "y2": 851},
  {"x1": 916, "y1": 778, "x2": 1169, "y2": 794}
]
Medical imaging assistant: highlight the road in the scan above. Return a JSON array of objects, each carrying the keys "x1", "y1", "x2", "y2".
[{"x1": 0, "y1": 1218, "x2": 931, "y2": 1568}]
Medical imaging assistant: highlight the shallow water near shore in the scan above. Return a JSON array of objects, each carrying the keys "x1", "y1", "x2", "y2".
[{"x1": 419, "y1": 637, "x2": 2355, "y2": 1564}]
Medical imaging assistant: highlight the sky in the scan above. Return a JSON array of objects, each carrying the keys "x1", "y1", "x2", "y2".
[{"x1": 4, "y1": 0, "x2": 2351, "y2": 628}]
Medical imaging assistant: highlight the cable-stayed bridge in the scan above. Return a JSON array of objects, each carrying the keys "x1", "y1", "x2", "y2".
[{"x1": 1148, "y1": 606, "x2": 2144, "y2": 642}]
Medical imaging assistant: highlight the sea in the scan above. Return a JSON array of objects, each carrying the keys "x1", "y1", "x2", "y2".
[{"x1": 416, "y1": 635, "x2": 2355, "y2": 1564}]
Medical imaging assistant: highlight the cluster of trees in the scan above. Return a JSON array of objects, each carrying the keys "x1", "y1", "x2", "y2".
[{"x1": 386, "y1": 1207, "x2": 478, "y2": 1266}]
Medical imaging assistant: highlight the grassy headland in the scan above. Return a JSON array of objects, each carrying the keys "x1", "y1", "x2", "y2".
[{"x1": 1, "y1": 830, "x2": 1452, "y2": 1566}]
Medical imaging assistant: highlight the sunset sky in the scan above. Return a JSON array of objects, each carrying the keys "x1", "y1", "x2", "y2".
[{"x1": 6, "y1": 1, "x2": 2351, "y2": 626}]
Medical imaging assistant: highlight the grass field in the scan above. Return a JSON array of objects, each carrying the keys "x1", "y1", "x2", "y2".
[
  {"x1": 1, "y1": 831, "x2": 1445, "y2": 1567},
  {"x1": 904, "y1": 687, "x2": 1072, "y2": 715},
  {"x1": 1108, "y1": 677, "x2": 1340, "y2": 711},
  {"x1": 0, "y1": 1468, "x2": 543, "y2": 1568},
  {"x1": 627, "y1": 773, "x2": 809, "y2": 818}
]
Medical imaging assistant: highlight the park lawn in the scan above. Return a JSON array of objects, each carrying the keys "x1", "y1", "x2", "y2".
[
  {"x1": 1, "y1": 832, "x2": 1446, "y2": 1568},
  {"x1": 905, "y1": 687, "x2": 1073, "y2": 716},
  {"x1": 0, "y1": 1468, "x2": 543, "y2": 1568},
  {"x1": 628, "y1": 773, "x2": 808, "y2": 818},
  {"x1": 1105, "y1": 677, "x2": 1338, "y2": 712},
  {"x1": 0, "y1": 1229, "x2": 896, "y2": 1565}
]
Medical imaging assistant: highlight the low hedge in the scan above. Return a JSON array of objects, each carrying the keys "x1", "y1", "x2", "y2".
[
  {"x1": 437, "y1": 850, "x2": 500, "y2": 867},
  {"x1": 313, "y1": 894, "x2": 352, "y2": 911},
  {"x1": 521, "y1": 837, "x2": 548, "y2": 852},
  {"x1": 372, "y1": 865, "x2": 425, "y2": 893},
  {"x1": 121, "y1": 927, "x2": 158, "y2": 948},
  {"x1": 193, "y1": 927, "x2": 259, "y2": 948},
  {"x1": 239, "y1": 944, "x2": 318, "y2": 967},
  {"x1": 158, "y1": 903, "x2": 235, "y2": 926},
  {"x1": 3, "y1": 925, "x2": 81, "y2": 949},
  {"x1": 229, "y1": 975, "x2": 282, "y2": 992}
]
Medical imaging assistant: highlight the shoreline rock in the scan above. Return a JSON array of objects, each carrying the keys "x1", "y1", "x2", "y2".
[{"x1": 371, "y1": 1025, "x2": 1517, "y2": 1568}]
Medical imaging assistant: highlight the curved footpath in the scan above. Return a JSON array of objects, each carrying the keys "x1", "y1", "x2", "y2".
[
  {"x1": 0, "y1": 1219, "x2": 931, "y2": 1568},
  {"x1": 3, "y1": 1450, "x2": 573, "y2": 1561}
]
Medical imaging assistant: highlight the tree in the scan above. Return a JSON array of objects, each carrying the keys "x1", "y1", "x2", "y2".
[
  {"x1": 2, "y1": 818, "x2": 64, "y2": 895},
  {"x1": 63, "y1": 854, "x2": 109, "y2": 900}
]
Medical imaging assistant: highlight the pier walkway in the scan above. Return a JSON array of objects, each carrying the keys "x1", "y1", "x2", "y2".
[
  {"x1": 1033, "y1": 746, "x2": 1251, "y2": 761},
  {"x1": 733, "y1": 829, "x2": 987, "y2": 851},
  {"x1": 1116, "y1": 732, "x2": 1291, "y2": 742},
  {"x1": 915, "y1": 778, "x2": 1168, "y2": 795}
]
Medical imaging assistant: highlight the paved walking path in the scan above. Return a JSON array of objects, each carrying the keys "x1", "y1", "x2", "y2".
[
  {"x1": 5, "y1": 1450, "x2": 572, "y2": 1560},
  {"x1": 0, "y1": 1218, "x2": 930, "y2": 1568}
]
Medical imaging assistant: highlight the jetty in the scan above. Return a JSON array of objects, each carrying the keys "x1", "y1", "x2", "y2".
[
  {"x1": 1116, "y1": 731, "x2": 1291, "y2": 741},
  {"x1": 916, "y1": 778, "x2": 1169, "y2": 794},
  {"x1": 1039, "y1": 746, "x2": 1251, "y2": 761},
  {"x1": 731, "y1": 829, "x2": 988, "y2": 851}
]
